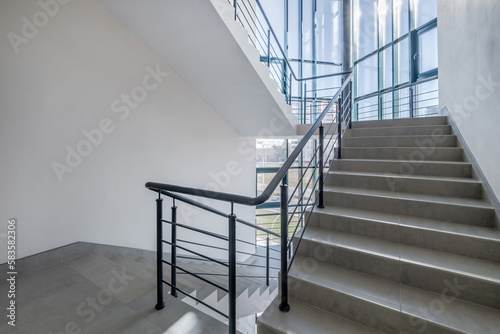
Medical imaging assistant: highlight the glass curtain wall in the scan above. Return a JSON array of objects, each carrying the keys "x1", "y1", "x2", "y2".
[
  {"x1": 353, "y1": 0, "x2": 438, "y2": 121},
  {"x1": 255, "y1": 1, "x2": 345, "y2": 244},
  {"x1": 259, "y1": 0, "x2": 344, "y2": 123}
]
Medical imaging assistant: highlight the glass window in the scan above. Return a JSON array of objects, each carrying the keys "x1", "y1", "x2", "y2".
[
  {"x1": 380, "y1": 46, "x2": 393, "y2": 89},
  {"x1": 287, "y1": 0, "x2": 300, "y2": 59},
  {"x1": 415, "y1": 79, "x2": 439, "y2": 117},
  {"x1": 394, "y1": 87, "x2": 409, "y2": 118},
  {"x1": 419, "y1": 27, "x2": 438, "y2": 74},
  {"x1": 357, "y1": 54, "x2": 378, "y2": 96},
  {"x1": 393, "y1": 0, "x2": 409, "y2": 39},
  {"x1": 381, "y1": 92, "x2": 394, "y2": 119},
  {"x1": 394, "y1": 37, "x2": 409, "y2": 85},
  {"x1": 354, "y1": 0, "x2": 378, "y2": 60},
  {"x1": 357, "y1": 97, "x2": 379, "y2": 121},
  {"x1": 411, "y1": 0, "x2": 437, "y2": 29},
  {"x1": 303, "y1": 0, "x2": 314, "y2": 61},
  {"x1": 378, "y1": 0, "x2": 393, "y2": 47},
  {"x1": 316, "y1": 0, "x2": 341, "y2": 63}
]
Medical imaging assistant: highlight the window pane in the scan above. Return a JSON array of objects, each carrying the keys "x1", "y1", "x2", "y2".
[
  {"x1": 303, "y1": 0, "x2": 314, "y2": 61},
  {"x1": 394, "y1": 87, "x2": 409, "y2": 118},
  {"x1": 288, "y1": 0, "x2": 299, "y2": 59},
  {"x1": 256, "y1": 139, "x2": 286, "y2": 167},
  {"x1": 381, "y1": 92, "x2": 394, "y2": 119},
  {"x1": 378, "y1": 0, "x2": 393, "y2": 47},
  {"x1": 411, "y1": 0, "x2": 437, "y2": 29},
  {"x1": 394, "y1": 37, "x2": 409, "y2": 85},
  {"x1": 357, "y1": 54, "x2": 378, "y2": 96},
  {"x1": 393, "y1": 0, "x2": 409, "y2": 39},
  {"x1": 316, "y1": 0, "x2": 342, "y2": 63},
  {"x1": 380, "y1": 46, "x2": 393, "y2": 89},
  {"x1": 357, "y1": 97, "x2": 379, "y2": 121},
  {"x1": 415, "y1": 79, "x2": 439, "y2": 117},
  {"x1": 354, "y1": 0, "x2": 378, "y2": 60},
  {"x1": 419, "y1": 28, "x2": 438, "y2": 73}
]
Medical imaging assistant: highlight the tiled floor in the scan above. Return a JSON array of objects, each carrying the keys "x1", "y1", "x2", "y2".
[{"x1": 0, "y1": 253, "x2": 232, "y2": 334}]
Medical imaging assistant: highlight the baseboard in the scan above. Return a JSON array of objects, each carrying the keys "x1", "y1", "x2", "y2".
[{"x1": 440, "y1": 106, "x2": 500, "y2": 229}]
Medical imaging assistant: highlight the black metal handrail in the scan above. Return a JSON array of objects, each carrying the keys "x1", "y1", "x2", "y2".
[{"x1": 147, "y1": 72, "x2": 353, "y2": 333}]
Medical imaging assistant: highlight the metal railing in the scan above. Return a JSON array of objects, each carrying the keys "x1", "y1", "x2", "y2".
[
  {"x1": 146, "y1": 72, "x2": 353, "y2": 333},
  {"x1": 228, "y1": 0, "x2": 348, "y2": 124},
  {"x1": 356, "y1": 76, "x2": 439, "y2": 121}
]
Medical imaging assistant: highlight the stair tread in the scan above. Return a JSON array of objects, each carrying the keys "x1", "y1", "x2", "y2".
[
  {"x1": 259, "y1": 296, "x2": 383, "y2": 334},
  {"x1": 328, "y1": 170, "x2": 479, "y2": 183},
  {"x1": 290, "y1": 255, "x2": 500, "y2": 333},
  {"x1": 335, "y1": 158, "x2": 471, "y2": 165},
  {"x1": 349, "y1": 124, "x2": 450, "y2": 131},
  {"x1": 344, "y1": 134, "x2": 456, "y2": 139},
  {"x1": 314, "y1": 206, "x2": 500, "y2": 242},
  {"x1": 301, "y1": 227, "x2": 500, "y2": 283},
  {"x1": 324, "y1": 185, "x2": 493, "y2": 209}
]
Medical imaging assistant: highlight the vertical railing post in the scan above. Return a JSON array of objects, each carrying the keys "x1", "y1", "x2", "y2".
[
  {"x1": 289, "y1": 73, "x2": 293, "y2": 105},
  {"x1": 337, "y1": 107, "x2": 343, "y2": 160},
  {"x1": 348, "y1": 81, "x2": 353, "y2": 129},
  {"x1": 267, "y1": 29, "x2": 271, "y2": 67},
  {"x1": 170, "y1": 199, "x2": 178, "y2": 298},
  {"x1": 279, "y1": 183, "x2": 290, "y2": 312},
  {"x1": 233, "y1": 0, "x2": 237, "y2": 21},
  {"x1": 266, "y1": 236, "x2": 270, "y2": 286},
  {"x1": 318, "y1": 123, "x2": 325, "y2": 209},
  {"x1": 409, "y1": 86, "x2": 414, "y2": 118},
  {"x1": 303, "y1": 83, "x2": 307, "y2": 124},
  {"x1": 155, "y1": 194, "x2": 165, "y2": 310},
  {"x1": 228, "y1": 204, "x2": 237, "y2": 334}
]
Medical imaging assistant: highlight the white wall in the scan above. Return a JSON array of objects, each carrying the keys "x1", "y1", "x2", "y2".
[
  {"x1": 0, "y1": 0, "x2": 257, "y2": 262},
  {"x1": 438, "y1": 0, "x2": 500, "y2": 200}
]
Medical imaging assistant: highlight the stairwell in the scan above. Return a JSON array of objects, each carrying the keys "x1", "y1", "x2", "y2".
[{"x1": 257, "y1": 116, "x2": 500, "y2": 333}]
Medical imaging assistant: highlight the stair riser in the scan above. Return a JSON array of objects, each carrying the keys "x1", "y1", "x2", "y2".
[
  {"x1": 309, "y1": 212, "x2": 500, "y2": 263},
  {"x1": 352, "y1": 117, "x2": 448, "y2": 129},
  {"x1": 331, "y1": 160, "x2": 472, "y2": 178},
  {"x1": 323, "y1": 191, "x2": 495, "y2": 227},
  {"x1": 296, "y1": 239, "x2": 500, "y2": 309},
  {"x1": 326, "y1": 174, "x2": 482, "y2": 199},
  {"x1": 287, "y1": 275, "x2": 459, "y2": 334},
  {"x1": 342, "y1": 147, "x2": 463, "y2": 161},
  {"x1": 346, "y1": 125, "x2": 451, "y2": 137},
  {"x1": 287, "y1": 275, "x2": 400, "y2": 334},
  {"x1": 343, "y1": 136, "x2": 457, "y2": 148}
]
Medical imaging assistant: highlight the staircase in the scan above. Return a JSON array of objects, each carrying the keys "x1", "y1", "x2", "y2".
[{"x1": 257, "y1": 116, "x2": 500, "y2": 333}]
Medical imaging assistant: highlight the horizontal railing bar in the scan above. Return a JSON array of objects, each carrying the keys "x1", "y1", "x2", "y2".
[
  {"x1": 162, "y1": 220, "x2": 228, "y2": 241},
  {"x1": 355, "y1": 75, "x2": 438, "y2": 103},
  {"x1": 158, "y1": 189, "x2": 228, "y2": 218},
  {"x1": 162, "y1": 259, "x2": 229, "y2": 293},
  {"x1": 236, "y1": 218, "x2": 279, "y2": 237},
  {"x1": 161, "y1": 280, "x2": 228, "y2": 318},
  {"x1": 163, "y1": 240, "x2": 229, "y2": 267}
]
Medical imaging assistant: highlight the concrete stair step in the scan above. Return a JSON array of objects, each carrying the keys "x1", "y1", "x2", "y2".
[
  {"x1": 351, "y1": 116, "x2": 448, "y2": 129},
  {"x1": 341, "y1": 146, "x2": 463, "y2": 161},
  {"x1": 343, "y1": 135, "x2": 457, "y2": 148},
  {"x1": 308, "y1": 206, "x2": 500, "y2": 263},
  {"x1": 323, "y1": 186, "x2": 495, "y2": 227},
  {"x1": 296, "y1": 228, "x2": 500, "y2": 309},
  {"x1": 257, "y1": 297, "x2": 384, "y2": 334},
  {"x1": 345, "y1": 124, "x2": 451, "y2": 137},
  {"x1": 326, "y1": 171, "x2": 482, "y2": 199},
  {"x1": 331, "y1": 159, "x2": 472, "y2": 178},
  {"x1": 287, "y1": 255, "x2": 500, "y2": 334}
]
